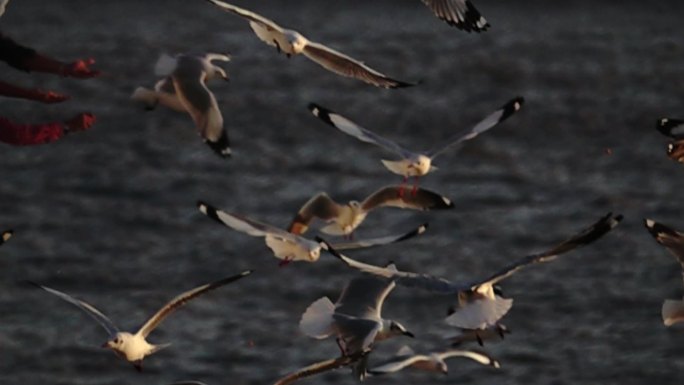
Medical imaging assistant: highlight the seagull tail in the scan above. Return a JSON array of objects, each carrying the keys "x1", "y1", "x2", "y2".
[
  {"x1": 150, "y1": 342, "x2": 172, "y2": 355},
  {"x1": 662, "y1": 299, "x2": 684, "y2": 326},
  {"x1": 299, "y1": 297, "x2": 335, "y2": 339},
  {"x1": 130, "y1": 87, "x2": 158, "y2": 110}
]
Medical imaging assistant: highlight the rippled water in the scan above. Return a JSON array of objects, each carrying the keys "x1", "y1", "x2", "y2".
[{"x1": 1, "y1": 1, "x2": 683, "y2": 384}]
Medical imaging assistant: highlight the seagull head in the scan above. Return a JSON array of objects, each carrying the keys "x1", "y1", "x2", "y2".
[
  {"x1": 409, "y1": 155, "x2": 432, "y2": 176},
  {"x1": 103, "y1": 332, "x2": 132, "y2": 353},
  {"x1": 284, "y1": 31, "x2": 307, "y2": 53},
  {"x1": 308, "y1": 245, "x2": 321, "y2": 261}
]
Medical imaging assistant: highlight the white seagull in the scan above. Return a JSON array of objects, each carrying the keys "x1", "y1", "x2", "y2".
[
  {"x1": 320, "y1": 213, "x2": 622, "y2": 334},
  {"x1": 644, "y1": 219, "x2": 684, "y2": 326},
  {"x1": 300, "y1": 272, "x2": 414, "y2": 379},
  {"x1": 308, "y1": 97, "x2": 524, "y2": 193},
  {"x1": 287, "y1": 185, "x2": 452, "y2": 237},
  {"x1": 420, "y1": 0, "x2": 489, "y2": 32},
  {"x1": 368, "y1": 345, "x2": 499, "y2": 376},
  {"x1": 655, "y1": 118, "x2": 684, "y2": 163},
  {"x1": 31, "y1": 271, "x2": 252, "y2": 371},
  {"x1": 198, "y1": 200, "x2": 427, "y2": 266},
  {"x1": 1, "y1": 229, "x2": 12, "y2": 246},
  {"x1": 204, "y1": 0, "x2": 415, "y2": 89},
  {"x1": 132, "y1": 52, "x2": 232, "y2": 158}
]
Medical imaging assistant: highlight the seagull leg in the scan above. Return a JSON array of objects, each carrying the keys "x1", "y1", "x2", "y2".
[
  {"x1": 476, "y1": 332, "x2": 483, "y2": 346},
  {"x1": 398, "y1": 176, "x2": 408, "y2": 198},
  {"x1": 132, "y1": 360, "x2": 143, "y2": 372},
  {"x1": 336, "y1": 337, "x2": 346, "y2": 356},
  {"x1": 411, "y1": 176, "x2": 419, "y2": 196},
  {"x1": 497, "y1": 324, "x2": 506, "y2": 339},
  {"x1": 273, "y1": 40, "x2": 281, "y2": 54},
  {"x1": 278, "y1": 256, "x2": 293, "y2": 268}
]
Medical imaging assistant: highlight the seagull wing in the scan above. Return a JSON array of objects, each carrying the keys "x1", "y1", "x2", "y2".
[
  {"x1": 302, "y1": 42, "x2": 415, "y2": 89},
  {"x1": 273, "y1": 355, "x2": 357, "y2": 385},
  {"x1": 656, "y1": 118, "x2": 684, "y2": 139},
  {"x1": 421, "y1": 0, "x2": 489, "y2": 32},
  {"x1": 204, "y1": 0, "x2": 284, "y2": 32},
  {"x1": 172, "y1": 56, "x2": 230, "y2": 158},
  {"x1": 319, "y1": 238, "x2": 466, "y2": 294},
  {"x1": 287, "y1": 193, "x2": 341, "y2": 235},
  {"x1": 426, "y1": 96, "x2": 524, "y2": 159},
  {"x1": 31, "y1": 283, "x2": 119, "y2": 337},
  {"x1": 1, "y1": 229, "x2": 12, "y2": 245},
  {"x1": 361, "y1": 186, "x2": 453, "y2": 212},
  {"x1": 368, "y1": 354, "x2": 429, "y2": 375},
  {"x1": 333, "y1": 313, "x2": 382, "y2": 355},
  {"x1": 136, "y1": 271, "x2": 252, "y2": 337},
  {"x1": 470, "y1": 213, "x2": 622, "y2": 289},
  {"x1": 331, "y1": 223, "x2": 428, "y2": 251},
  {"x1": 198, "y1": 200, "x2": 302, "y2": 243},
  {"x1": 308, "y1": 103, "x2": 413, "y2": 158},
  {"x1": 437, "y1": 349, "x2": 500, "y2": 367}
]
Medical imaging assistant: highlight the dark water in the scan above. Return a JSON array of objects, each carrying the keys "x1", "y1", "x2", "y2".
[{"x1": 1, "y1": 0, "x2": 683, "y2": 384}]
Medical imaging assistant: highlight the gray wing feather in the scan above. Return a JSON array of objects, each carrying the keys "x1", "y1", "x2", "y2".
[
  {"x1": 471, "y1": 213, "x2": 622, "y2": 289},
  {"x1": 361, "y1": 186, "x2": 453, "y2": 212},
  {"x1": 335, "y1": 275, "x2": 396, "y2": 319},
  {"x1": 369, "y1": 355, "x2": 429, "y2": 374},
  {"x1": 204, "y1": 0, "x2": 284, "y2": 32},
  {"x1": 287, "y1": 193, "x2": 341, "y2": 235},
  {"x1": 302, "y1": 43, "x2": 414, "y2": 89},
  {"x1": 308, "y1": 103, "x2": 413, "y2": 157},
  {"x1": 32, "y1": 283, "x2": 119, "y2": 337},
  {"x1": 137, "y1": 271, "x2": 251, "y2": 337},
  {"x1": 331, "y1": 223, "x2": 428, "y2": 251},
  {"x1": 427, "y1": 97, "x2": 524, "y2": 159},
  {"x1": 421, "y1": 0, "x2": 489, "y2": 32}
]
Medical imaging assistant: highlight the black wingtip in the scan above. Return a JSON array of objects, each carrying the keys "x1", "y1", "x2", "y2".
[
  {"x1": 389, "y1": 79, "x2": 421, "y2": 89},
  {"x1": 308, "y1": 102, "x2": 336, "y2": 126},
  {"x1": 205, "y1": 132, "x2": 231, "y2": 159},
  {"x1": 644, "y1": 218, "x2": 678, "y2": 239},
  {"x1": 656, "y1": 118, "x2": 684, "y2": 138},
  {"x1": 500, "y1": 96, "x2": 525, "y2": 121}
]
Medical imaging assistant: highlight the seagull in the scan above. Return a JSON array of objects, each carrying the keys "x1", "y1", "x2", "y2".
[
  {"x1": 320, "y1": 213, "x2": 622, "y2": 334},
  {"x1": 644, "y1": 219, "x2": 684, "y2": 326},
  {"x1": 299, "y1": 272, "x2": 414, "y2": 380},
  {"x1": 1, "y1": 229, "x2": 12, "y2": 246},
  {"x1": 133, "y1": 53, "x2": 231, "y2": 158},
  {"x1": 308, "y1": 97, "x2": 524, "y2": 193},
  {"x1": 420, "y1": 0, "x2": 489, "y2": 32},
  {"x1": 655, "y1": 118, "x2": 684, "y2": 163},
  {"x1": 368, "y1": 345, "x2": 499, "y2": 376},
  {"x1": 197, "y1": 200, "x2": 427, "y2": 266},
  {"x1": 30, "y1": 271, "x2": 252, "y2": 371},
  {"x1": 287, "y1": 185, "x2": 452, "y2": 237},
  {"x1": 273, "y1": 355, "x2": 361, "y2": 385},
  {"x1": 203, "y1": 0, "x2": 415, "y2": 89}
]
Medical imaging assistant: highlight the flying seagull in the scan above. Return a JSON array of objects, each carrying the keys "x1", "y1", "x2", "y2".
[
  {"x1": 300, "y1": 272, "x2": 414, "y2": 380},
  {"x1": 420, "y1": 0, "x2": 489, "y2": 32},
  {"x1": 1, "y1": 229, "x2": 12, "y2": 246},
  {"x1": 287, "y1": 185, "x2": 452, "y2": 237},
  {"x1": 133, "y1": 52, "x2": 231, "y2": 158},
  {"x1": 204, "y1": 0, "x2": 415, "y2": 89},
  {"x1": 655, "y1": 118, "x2": 684, "y2": 163},
  {"x1": 308, "y1": 97, "x2": 524, "y2": 194},
  {"x1": 644, "y1": 219, "x2": 684, "y2": 326},
  {"x1": 368, "y1": 345, "x2": 499, "y2": 376},
  {"x1": 30, "y1": 271, "x2": 252, "y2": 371},
  {"x1": 320, "y1": 213, "x2": 621, "y2": 333},
  {"x1": 198, "y1": 200, "x2": 427, "y2": 266}
]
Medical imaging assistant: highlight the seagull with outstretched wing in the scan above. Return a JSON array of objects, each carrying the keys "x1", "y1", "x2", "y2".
[
  {"x1": 204, "y1": 0, "x2": 416, "y2": 89},
  {"x1": 31, "y1": 271, "x2": 252, "y2": 371},
  {"x1": 308, "y1": 97, "x2": 524, "y2": 194},
  {"x1": 320, "y1": 213, "x2": 622, "y2": 336}
]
